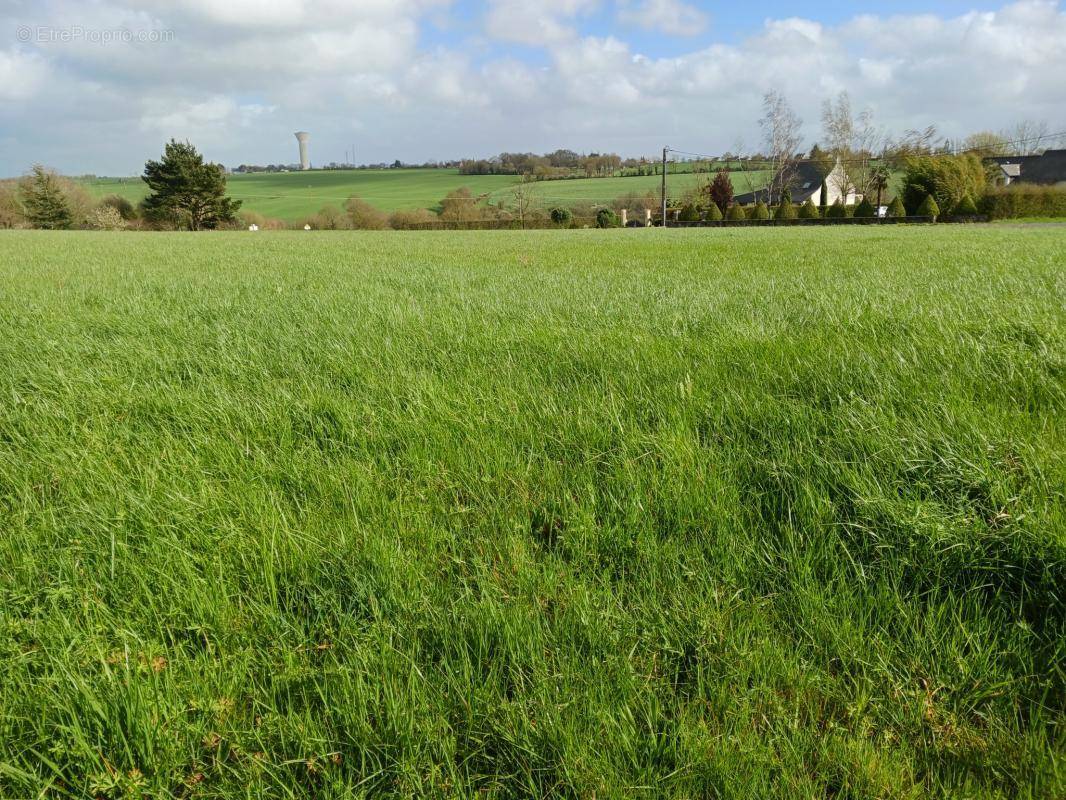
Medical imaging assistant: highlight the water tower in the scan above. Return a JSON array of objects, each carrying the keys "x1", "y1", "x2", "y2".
[{"x1": 294, "y1": 131, "x2": 310, "y2": 170}]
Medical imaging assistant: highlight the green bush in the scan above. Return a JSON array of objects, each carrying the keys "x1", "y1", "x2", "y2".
[
  {"x1": 798, "y1": 200, "x2": 820, "y2": 219},
  {"x1": 596, "y1": 208, "x2": 619, "y2": 228},
  {"x1": 678, "y1": 204, "x2": 701, "y2": 222},
  {"x1": 952, "y1": 194, "x2": 979, "y2": 216},
  {"x1": 775, "y1": 201, "x2": 797, "y2": 220},
  {"x1": 726, "y1": 204, "x2": 747, "y2": 221},
  {"x1": 980, "y1": 185, "x2": 1066, "y2": 219},
  {"x1": 344, "y1": 196, "x2": 389, "y2": 230},
  {"x1": 917, "y1": 194, "x2": 940, "y2": 220},
  {"x1": 853, "y1": 198, "x2": 876, "y2": 218},
  {"x1": 705, "y1": 203, "x2": 723, "y2": 221},
  {"x1": 826, "y1": 200, "x2": 848, "y2": 219},
  {"x1": 100, "y1": 194, "x2": 136, "y2": 220},
  {"x1": 748, "y1": 202, "x2": 769, "y2": 221},
  {"x1": 550, "y1": 207, "x2": 573, "y2": 225},
  {"x1": 887, "y1": 197, "x2": 907, "y2": 218},
  {"x1": 902, "y1": 153, "x2": 988, "y2": 215}
]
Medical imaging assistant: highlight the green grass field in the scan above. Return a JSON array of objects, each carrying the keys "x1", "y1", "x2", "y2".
[
  {"x1": 82, "y1": 169, "x2": 520, "y2": 221},
  {"x1": 0, "y1": 227, "x2": 1063, "y2": 798},
  {"x1": 81, "y1": 168, "x2": 776, "y2": 222}
]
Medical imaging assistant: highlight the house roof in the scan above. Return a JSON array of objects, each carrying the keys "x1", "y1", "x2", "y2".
[
  {"x1": 732, "y1": 161, "x2": 824, "y2": 206},
  {"x1": 987, "y1": 150, "x2": 1066, "y2": 185}
]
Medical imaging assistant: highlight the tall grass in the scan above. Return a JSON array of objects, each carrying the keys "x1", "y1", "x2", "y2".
[{"x1": 0, "y1": 228, "x2": 1063, "y2": 798}]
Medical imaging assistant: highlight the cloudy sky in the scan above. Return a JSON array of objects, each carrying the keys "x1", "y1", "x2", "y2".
[{"x1": 2, "y1": 0, "x2": 1064, "y2": 176}]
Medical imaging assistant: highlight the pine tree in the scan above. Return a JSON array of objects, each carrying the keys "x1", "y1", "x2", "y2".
[
  {"x1": 705, "y1": 203, "x2": 723, "y2": 221},
  {"x1": 887, "y1": 197, "x2": 907, "y2": 218},
  {"x1": 726, "y1": 204, "x2": 747, "y2": 221},
  {"x1": 142, "y1": 140, "x2": 241, "y2": 230},
  {"x1": 20, "y1": 165, "x2": 73, "y2": 229},
  {"x1": 798, "y1": 199, "x2": 821, "y2": 219}
]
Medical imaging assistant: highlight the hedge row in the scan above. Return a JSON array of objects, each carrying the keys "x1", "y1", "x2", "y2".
[{"x1": 980, "y1": 185, "x2": 1066, "y2": 219}]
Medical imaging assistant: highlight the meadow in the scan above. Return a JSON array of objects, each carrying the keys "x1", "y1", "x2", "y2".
[
  {"x1": 0, "y1": 227, "x2": 1063, "y2": 798},
  {"x1": 80, "y1": 167, "x2": 770, "y2": 222}
]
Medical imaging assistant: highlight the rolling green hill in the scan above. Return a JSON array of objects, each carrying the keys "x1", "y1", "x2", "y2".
[{"x1": 79, "y1": 167, "x2": 777, "y2": 222}]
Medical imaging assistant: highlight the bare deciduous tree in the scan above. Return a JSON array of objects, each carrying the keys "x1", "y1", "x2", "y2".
[
  {"x1": 821, "y1": 91, "x2": 886, "y2": 202},
  {"x1": 759, "y1": 91, "x2": 803, "y2": 205},
  {"x1": 1003, "y1": 120, "x2": 1050, "y2": 155}
]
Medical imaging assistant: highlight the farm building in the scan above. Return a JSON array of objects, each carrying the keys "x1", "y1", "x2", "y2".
[
  {"x1": 988, "y1": 149, "x2": 1066, "y2": 186},
  {"x1": 732, "y1": 159, "x2": 860, "y2": 206}
]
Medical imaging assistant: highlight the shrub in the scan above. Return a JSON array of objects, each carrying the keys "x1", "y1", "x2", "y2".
[
  {"x1": 550, "y1": 207, "x2": 573, "y2": 225},
  {"x1": 826, "y1": 199, "x2": 848, "y2": 219},
  {"x1": 952, "y1": 194, "x2": 979, "y2": 216},
  {"x1": 239, "y1": 211, "x2": 286, "y2": 231},
  {"x1": 798, "y1": 199, "x2": 821, "y2": 219},
  {"x1": 917, "y1": 194, "x2": 940, "y2": 220},
  {"x1": 344, "y1": 196, "x2": 389, "y2": 230},
  {"x1": 0, "y1": 180, "x2": 26, "y2": 228},
  {"x1": 88, "y1": 205, "x2": 127, "y2": 230},
  {"x1": 100, "y1": 194, "x2": 136, "y2": 220},
  {"x1": 678, "y1": 204, "x2": 700, "y2": 222},
  {"x1": 748, "y1": 202, "x2": 769, "y2": 221},
  {"x1": 389, "y1": 208, "x2": 438, "y2": 230},
  {"x1": 775, "y1": 201, "x2": 797, "y2": 221},
  {"x1": 902, "y1": 153, "x2": 988, "y2": 215},
  {"x1": 705, "y1": 203, "x2": 723, "y2": 221},
  {"x1": 980, "y1": 185, "x2": 1066, "y2": 219},
  {"x1": 853, "y1": 198, "x2": 876, "y2": 218},
  {"x1": 887, "y1": 197, "x2": 907, "y2": 218},
  {"x1": 596, "y1": 208, "x2": 619, "y2": 228},
  {"x1": 439, "y1": 188, "x2": 483, "y2": 224},
  {"x1": 709, "y1": 169, "x2": 734, "y2": 213},
  {"x1": 304, "y1": 205, "x2": 351, "y2": 230},
  {"x1": 726, "y1": 204, "x2": 747, "y2": 221}
]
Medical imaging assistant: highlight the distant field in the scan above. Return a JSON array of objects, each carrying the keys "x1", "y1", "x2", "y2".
[
  {"x1": 487, "y1": 168, "x2": 774, "y2": 208},
  {"x1": 81, "y1": 169, "x2": 520, "y2": 221},
  {"x1": 80, "y1": 167, "x2": 776, "y2": 222},
  {"x1": 1, "y1": 227, "x2": 1063, "y2": 798}
]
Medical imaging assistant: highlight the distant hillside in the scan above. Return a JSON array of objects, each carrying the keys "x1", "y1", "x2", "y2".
[{"x1": 78, "y1": 167, "x2": 775, "y2": 222}]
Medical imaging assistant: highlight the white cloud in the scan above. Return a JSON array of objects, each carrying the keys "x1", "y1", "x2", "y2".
[
  {"x1": 2, "y1": 0, "x2": 1065, "y2": 175},
  {"x1": 485, "y1": 0, "x2": 600, "y2": 46},
  {"x1": 0, "y1": 49, "x2": 50, "y2": 101},
  {"x1": 617, "y1": 0, "x2": 707, "y2": 36}
]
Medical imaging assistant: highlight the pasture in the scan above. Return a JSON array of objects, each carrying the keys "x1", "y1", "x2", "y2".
[
  {"x1": 80, "y1": 167, "x2": 773, "y2": 221},
  {"x1": 0, "y1": 227, "x2": 1063, "y2": 798}
]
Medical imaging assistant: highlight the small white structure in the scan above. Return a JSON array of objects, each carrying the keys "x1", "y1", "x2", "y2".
[
  {"x1": 620, "y1": 209, "x2": 628, "y2": 227},
  {"x1": 303, "y1": 224, "x2": 311, "y2": 231},
  {"x1": 645, "y1": 209, "x2": 652, "y2": 227},
  {"x1": 248, "y1": 224, "x2": 259, "y2": 231}
]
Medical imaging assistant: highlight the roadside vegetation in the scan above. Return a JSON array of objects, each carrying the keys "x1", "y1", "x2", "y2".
[{"x1": 0, "y1": 227, "x2": 1063, "y2": 798}]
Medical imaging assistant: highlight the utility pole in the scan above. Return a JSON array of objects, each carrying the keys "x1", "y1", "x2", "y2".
[{"x1": 661, "y1": 147, "x2": 669, "y2": 228}]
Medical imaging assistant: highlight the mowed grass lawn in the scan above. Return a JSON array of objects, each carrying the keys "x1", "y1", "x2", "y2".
[{"x1": 0, "y1": 227, "x2": 1063, "y2": 798}]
